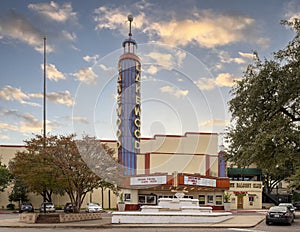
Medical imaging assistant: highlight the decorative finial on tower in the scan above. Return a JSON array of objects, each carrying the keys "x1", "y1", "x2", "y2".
[{"x1": 128, "y1": 14, "x2": 133, "y2": 37}]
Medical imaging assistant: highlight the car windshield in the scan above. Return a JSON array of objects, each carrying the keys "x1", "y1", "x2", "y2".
[
  {"x1": 89, "y1": 203, "x2": 99, "y2": 206},
  {"x1": 269, "y1": 206, "x2": 287, "y2": 212},
  {"x1": 279, "y1": 203, "x2": 292, "y2": 207}
]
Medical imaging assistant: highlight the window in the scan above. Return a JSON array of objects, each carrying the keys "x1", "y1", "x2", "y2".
[
  {"x1": 138, "y1": 195, "x2": 146, "y2": 204},
  {"x1": 199, "y1": 195, "x2": 205, "y2": 204},
  {"x1": 138, "y1": 194, "x2": 157, "y2": 204},
  {"x1": 248, "y1": 196, "x2": 254, "y2": 202},
  {"x1": 183, "y1": 195, "x2": 194, "y2": 199},
  {"x1": 146, "y1": 195, "x2": 155, "y2": 204},
  {"x1": 216, "y1": 195, "x2": 222, "y2": 205},
  {"x1": 124, "y1": 193, "x2": 131, "y2": 202},
  {"x1": 207, "y1": 195, "x2": 214, "y2": 204}
]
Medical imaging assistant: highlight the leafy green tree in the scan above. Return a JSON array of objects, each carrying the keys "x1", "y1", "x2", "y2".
[
  {"x1": 0, "y1": 161, "x2": 11, "y2": 192},
  {"x1": 226, "y1": 19, "x2": 300, "y2": 192},
  {"x1": 53, "y1": 135, "x2": 119, "y2": 212},
  {"x1": 9, "y1": 135, "x2": 65, "y2": 202},
  {"x1": 10, "y1": 134, "x2": 121, "y2": 212},
  {"x1": 8, "y1": 178, "x2": 29, "y2": 207}
]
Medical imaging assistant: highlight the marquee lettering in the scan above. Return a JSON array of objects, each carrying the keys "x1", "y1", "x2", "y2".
[
  {"x1": 134, "y1": 106, "x2": 141, "y2": 116},
  {"x1": 117, "y1": 95, "x2": 122, "y2": 104},
  {"x1": 135, "y1": 73, "x2": 140, "y2": 82},
  {"x1": 116, "y1": 129, "x2": 122, "y2": 137},
  {"x1": 116, "y1": 118, "x2": 121, "y2": 126},
  {"x1": 117, "y1": 83, "x2": 122, "y2": 94},
  {"x1": 134, "y1": 118, "x2": 141, "y2": 128},
  {"x1": 117, "y1": 141, "x2": 121, "y2": 149},
  {"x1": 117, "y1": 106, "x2": 122, "y2": 116},
  {"x1": 135, "y1": 83, "x2": 140, "y2": 94},
  {"x1": 134, "y1": 129, "x2": 141, "y2": 138},
  {"x1": 136, "y1": 96, "x2": 141, "y2": 105},
  {"x1": 134, "y1": 140, "x2": 140, "y2": 149},
  {"x1": 136, "y1": 61, "x2": 141, "y2": 72}
]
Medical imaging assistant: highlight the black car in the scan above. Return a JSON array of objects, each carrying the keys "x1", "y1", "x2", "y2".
[
  {"x1": 63, "y1": 203, "x2": 74, "y2": 213},
  {"x1": 293, "y1": 201, "x2": 300, "y2": 210},
  {"x1": 19, "y1": 203, "x2": 34, "y2": 213},
  {"x1": 266, "y1": 206, "x2": 294, "y2": 225}
]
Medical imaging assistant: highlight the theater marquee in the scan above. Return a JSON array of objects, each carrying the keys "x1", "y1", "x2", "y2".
[
  {"x1": 130, "y1": 175, "x2": 167, "y2": 185},
  {"x1": 184, "y1": 176, "x2": 216, "y2": 187}
]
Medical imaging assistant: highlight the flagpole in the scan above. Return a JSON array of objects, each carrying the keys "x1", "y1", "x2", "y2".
[{"x1": 43, "y1": 37, "x2": 46, "y2": 140}]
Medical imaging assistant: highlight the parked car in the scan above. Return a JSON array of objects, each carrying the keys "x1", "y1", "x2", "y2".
[
  {"x1": 39, "y1": 202, "x2": 56, "y2": 212},
  {"x1": 19, "y1": 203, "x2": 34, "y2": 213},
  {"x1": 278, "y1": 203, "x2": 296, "y2": 219},
  {"x1": 63, "y1": 202, "x2": 74, "y2": 213},
  {"x1": 85, "y1": 203, "x2": 102, "y2": 213},
  {"x1": 266, "y1": 206, "x2": 294, "y2": 225},
  {"x1": 293, "y1": 201, "x2": 300, "y2": 210}
]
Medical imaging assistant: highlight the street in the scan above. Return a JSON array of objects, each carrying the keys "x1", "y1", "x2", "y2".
[{"x1": 1, "y1": 212, "x2": 300, "y2": 232}]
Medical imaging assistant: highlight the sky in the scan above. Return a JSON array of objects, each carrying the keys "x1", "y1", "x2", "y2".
[{"x1": 0, "y1": 0, "x2": 299, "y2": 145}]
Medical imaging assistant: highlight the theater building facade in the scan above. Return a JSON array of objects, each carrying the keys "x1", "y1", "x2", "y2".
[{"x1": 104, "y1": 132, "x2": 230, "y2": 210}]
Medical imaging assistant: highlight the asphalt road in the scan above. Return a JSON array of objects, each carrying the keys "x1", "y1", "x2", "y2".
[{"x1": 1, "y1": 211, "x2": 300, "y2": 232}]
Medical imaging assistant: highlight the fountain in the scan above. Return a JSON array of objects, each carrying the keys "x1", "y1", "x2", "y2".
[{"x1": 112, "y1": 192, "x2": 232, "y2": 224}]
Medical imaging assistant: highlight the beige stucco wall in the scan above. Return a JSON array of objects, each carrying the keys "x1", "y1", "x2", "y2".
[
  {"x1": 149, "y1": 154, "x2": 207, "y2": 175},
  {"x1": 228, "y1": 181, "x2": 263, "y2": 210},
  {"x1": 0, "y1": 132, "x2": 219, "y2": 209},
  {"x1": 141, "y1": 133, "x2": 218, "y2": 155}
]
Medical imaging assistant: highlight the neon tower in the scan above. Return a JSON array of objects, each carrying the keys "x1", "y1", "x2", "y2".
[{"x1": 117, "y1": 15, "x2": 141, "y2": 176}]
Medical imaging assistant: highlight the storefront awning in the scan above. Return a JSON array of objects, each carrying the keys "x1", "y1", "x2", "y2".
[{"x1": 227, "y1": 168, "x2": 262, "y2": 176}]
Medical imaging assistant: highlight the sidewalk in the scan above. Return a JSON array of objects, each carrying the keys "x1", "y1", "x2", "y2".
[{"x1": 0, "y1": 211, "x2": 266, "y2": 228}]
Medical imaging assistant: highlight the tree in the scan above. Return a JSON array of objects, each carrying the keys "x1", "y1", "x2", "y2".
[
  {"x1": 226, "y1": 18, "x2": 300, "y2": 192},
  {"x1": 52, "y1": 134, "x2": 119, "y2": 212},
  {"x1": 8, "y1": 178, "x2": 29, "y2": 207},
  {"x1": 0, "y1": 161, "x2": 11, "y2": 192},
  {"x1": 9, "y1": 135, "x2": 65, "y2": 202}
]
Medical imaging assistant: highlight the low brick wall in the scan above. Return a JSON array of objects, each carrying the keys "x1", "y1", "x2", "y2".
[
  {"x1": 19, "y1": 213, "x2": 38, "y2": 224},
  {"x1": 19, "y1": 213, "x2": 102, "y2": 223},
  {"x1": 60, "y1": 212, "x2": 102, "y2": 223}
]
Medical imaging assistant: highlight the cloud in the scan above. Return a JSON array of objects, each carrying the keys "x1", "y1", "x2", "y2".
[
  {"x1": 145, "y1": 52, "x2": 176, "y2": 70},
  {"x1": 0, "y1": 85, "x2": 40, "y2": 107},
  {"x1": 0, "y1": 134, "x2": 9, "y2": 140},
  {"x1": 160, "y1": 85, "x2": 188, "y2": 98},
  {"x1": 61, "y1": 30, "x2": 77, "y2": 41},
  {"x1": 65, "y1": 116, "x2": 89, "y2": 124},
  {"x1": 200, "y1": 119, "x2": 229, "y2": 127},
  {"x1": 73, "y1": 67, "x2": 98, "y2": 84},
  {"x1": 145, "y1": 65, "x2": 159, "y2": 75},
  {"x1": 41, "y1": 64, "x2": 65, "y2": 81},
  {"x1": 284, "y1": 1, "x2": 300, "y2": 22},
  {"x1": 0, "y1": 109, "x2": 57, "y2": 133},
  {"x1": 215, "y1": 73, "x2": 241, "y2": 87},
  {"x1": 238, "y1": 52, "x2": 256, "y2": 60},
  {"x1": 47, "y1": 91, "x2": 73, "y2": 107},
  {"x1": 0, "y1": 10, "x2": 54, "y2": 53},
  {"x1": 94, "y1": 6, "x2": 266, "y2": 48},
  {"x1": 83, "y1": 55, "x2": 99, "y2": 64},
  {"x1": 218, "y1": 51, "x2": 246, "y2": 64},
  {"x1": 28, "y1": 1, "x2": 77, "y2": 23},
  {"x1": 99, "y1": 64, "x2": 115, "y2": 73},
  {"x1": 194, "y1": 78, "x2": 216, "y2": 91},
  {"x1": 194, "y1": 73, "x2": 241, "y2": 90},
  {"x1": 31, "y1": 90, "x2": 73, "y2": 107}
]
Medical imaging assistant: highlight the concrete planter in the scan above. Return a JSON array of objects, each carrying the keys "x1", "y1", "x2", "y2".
[
  {"x1": 118, "y1": 203, "x2": 126, "y2": 211},
  {"x1": 223, "y1": 203, "x2": 231, "y2": 212}
]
